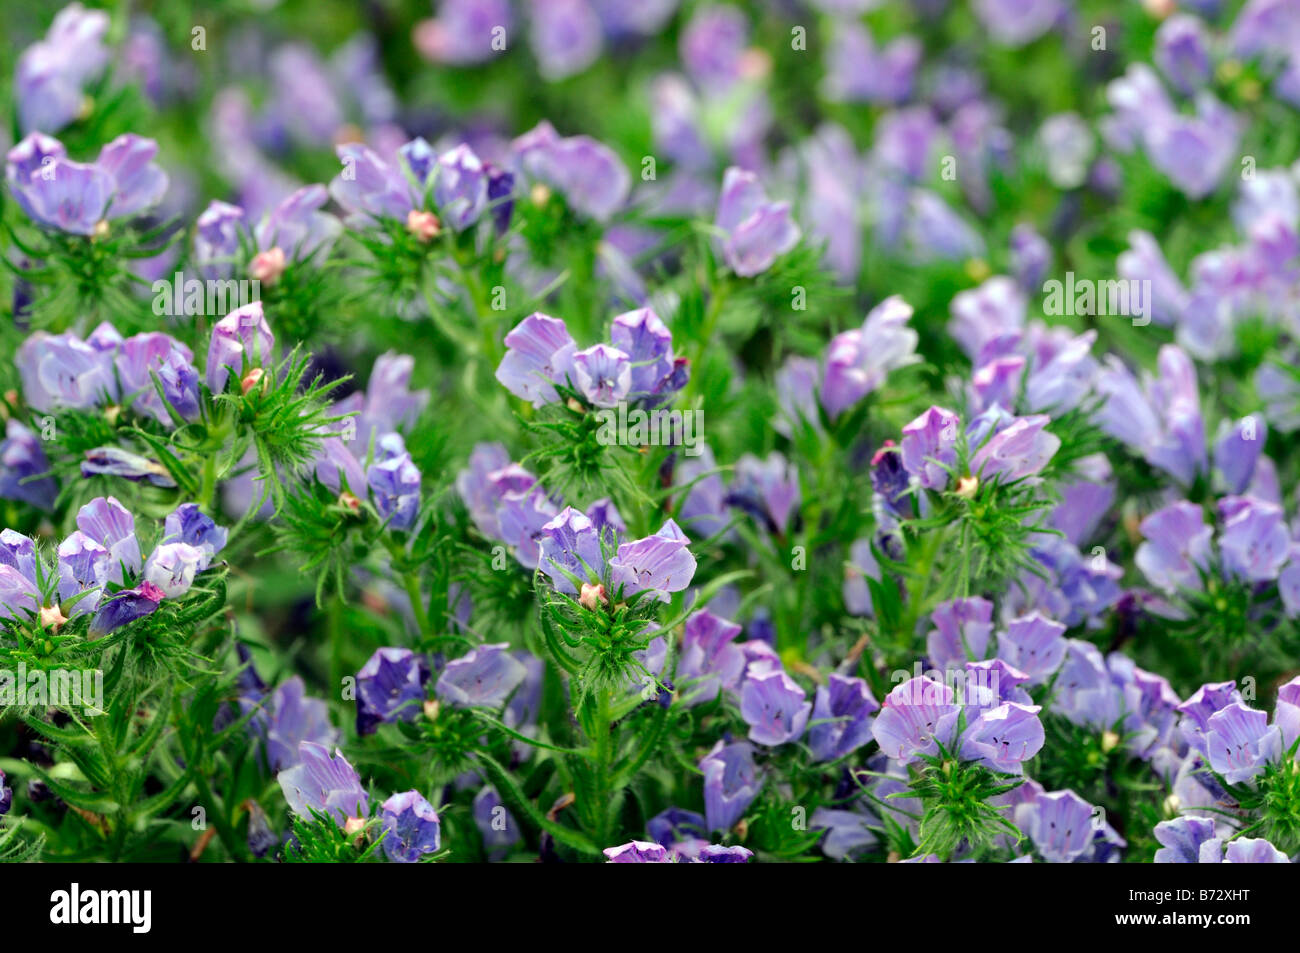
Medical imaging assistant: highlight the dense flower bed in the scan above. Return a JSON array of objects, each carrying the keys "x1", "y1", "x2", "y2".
[{"x1": 0, "y1": 0, "x2": 1299, "y2": 864}]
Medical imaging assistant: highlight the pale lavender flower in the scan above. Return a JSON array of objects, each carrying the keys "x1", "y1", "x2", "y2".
[
  {"x1": 610, "y1": 307, "x2": 677, "y2": 402},
  {"x1": 1152, "y1": 816, "x2": 1218, "y2": 863},
  {"x1": 253, "y1": 185, "x2": 342, "y2": 260},
  {"x1": 609, "y1": 519, "x2": 696, "y2": 601},
  {"x1": 142, "y1": 542, "x2": 204, "y2": 598},
  {"x1": 808, "y1": 674, "x2": 879, "y2": 762},
  {"x1": 513, "y1": 121, "x2": 630, "y2": 222},
  {"x1": 1135, "y1": 500, "x2": 1212, "y2": 594},
  {"x1": 380, "y1": 790, "x2": 441, "y2": 863},
  {"x1": 700, "y1": 740, "x2": 760, "y2": 833},
  {"x1": 415, "y1": 0, "x2": 513, "y2": 65},
  {"x1": 277, "y1": 741, "x2": 369, "y2": 825},
  {"x1": 433, "y1": 144, "x2": 488, "y2": 230},
  {"x1": 115, "y1": 333, "x2": 200, "y2": 424},
  {"x1": 17, "y1": 330, "x2": 116, "y2": 412},
  {"x1": 960, "y1": 702, "x2": 1045, "y2": 774},
  {"x1": 871, "y1": 676, "x2": 960, "y2": 764},
  {"x1": 1155, "y1": 15, "x2": 1213, "y2": 95},
  {"x1": 1009, "y1": 224, "x2": 1051, "y2": 293},
  {"x1": 537, "y1": 506, "x2": 605, "y2": 594},
  {"x1": 0, "y1": 421, "x2": 57, "y2": 511},
  {"x1": 730, "y1": 453, "x2": 800, "y2": 535},
  {"x1": 529, "y1": 0, "x2": 603, "y2": 81},
  {"x1": 1021, "y1": 789, "x2": 1098, "y2": 863},
  {"x1": 996, "y1": 612, "x2": 1066, "y2": 683},
  {"x1": 436, "y1": 643, "x2": 527, "y2": 708},
  {"x1": 367, "y1": 434, "x2": 422, "y2": 532},
  {"x1": 948, "y1": 277, "x2": 1025, "y2": 361},
  {"x1": 820, "y1": 296, "x2": 918, "y2": 419},
  {"x1": 194, "y1": 200, "x2": 245, "y2": 279},
  {"x1": 207, "y1": 302, "x2": 275, "y2": 393},
  {"x1": 1218, "y1": 496, "x2": 1289, "y2": 582},
  {"x1": 969, "y1": 413, "x2": 1060, "y2": 483},
  {"x1": 714, "y1": 166, "x2": 800, "y2": 277},
  {"x1": 740, "y1": 669, "x2": 811, "y2": 746},
  {"x1": 677, "y1": 609, "x2": 746, "y2": 706},
  {"x1": 265, "y1": 677, "x2": 340, "y2": 772},
  {"x1": 1145, "y1": 94, "x2": 1241, "y2": 200},
  {"x1": 15, "y1": 4, "x2": 111, "y2": 133},
  {"x1": 76, "y1": 496, "x2": 141, "y2": 582},
  {"x1": 161, "y1": 504, "x2": 228, "y2": 570},
  {"x1": 356, "y1": 648, "x2": 430, "y2": 736},
  {"x1": 571, "y1": 344, "x2": 631, "y2": 408},
  {"x1": 926, "y1": 597, "x2": 994, "y2": 671},
  {"x1": 822, "y1": 24, "x2": 920, "y2": 104},
  {"x1": 679, "y1": 5, "x2": 748, "y2": 90},
  {"x1": 972, "y1": 0, "x2": 1063, "y2": 48},
  {"x1": 1204, "y1": 702, "x2": 1280, "y2": 783},
  {"x1": 899, "y1": 406, "x2": 959, "y2": 490},
  {"x1": 495, "y1": 312, "x2": 576, "y2": 407},
  {"x1": 604, "y1": 840, "x2": 671, "y2": 863}
]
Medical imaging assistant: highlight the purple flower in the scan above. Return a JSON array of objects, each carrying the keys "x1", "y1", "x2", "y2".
[
  {"x1": 328, "y1": 142, "x2": 420, "y2": 224},
  {"x1": 1022, "y1": 789, "x2": 1097, "y2": 863},
  {"x1": 609, "y1": 520, "x2": 697, "y2": 601},
  {"x1": 972, "y1": 0, "x2": 1063, "y2": 47},
  {"x1": 265, "y1": 677, "x2": 339, "y2": 773},
  {"x1": 1204, "y1": 703, "x2": 1280, "y2": 783},
  {"x1": 969, "y1": 413, "x2": 1060, "y2": 483},
  {"x1": 808, "y1": 674, "x2": 879, "y2": 762},
  {"x1": 207, "y1": 302, "x2": 275, "y2": 393},
  {"x1": 820, "y1": 296, "x2": 918, "y2": 419},
  {"x1": 822, "y1": 24, "x2": 920, "y2": 104},
  {"x1": 115, "y1": 333, "x2": 200, "y2": 424},
  {"x1": 160, "y1": 504, "x2": 227, "y2": 570},
  {"x1": 1010, "y1": 224, "x2": 1051, "y2": 292},
  {"x1": 996, "y1": 612, "x2": 1066, "y2": 684},
  {"x1": 0, "y1": 421, "x2": 56, "y2": 511},
  {"x1": 380, "y1": 790, "x2": 441, "y2": 863},
  {"x1": 15, "y1": 4, "x2": 111, "y2": 133},
  {"x1": 571, "y1": 344, "x2": 631, "y2": 408},
  {"x1": 714, "y1": 167, "x2": 800, "y2": 277},
  {"x1": 741, "y1": 669, "x2": 811, "y2": 746},
  {"x1": 700, "y1": 740, "x2": 761, "y2": 833},
  {"x1": 142, "y1": 542, "x2": 203, "y2": 598},
  {"x1": 95, "y1": 134, "x2": 170, "y2": 221},
  {"x1": 76, "y1": 496, "x2": 141, "y2": 582},
  {"x1": 1152, "y1": 816, "x2": 1218, "y2": 863},
  {"x1": 1144, "y1": 94, "x2": 1240, "y2": 200},
  {"x1": 679, "y1": 5, "x2": 748, "y2": 89},
  {"x1": 277, "y1": 741, "x2": 369, "y2": 825},
  {"x1": 433, "y1": 144, "x2": 488, "y2": 230},
  {"x1": 900, "y1": 406, "x2": 959, "y2": 490},
  {"x1": 436, "y1": 643, "x2": 527, "y2": 708},
  {"x1": 17, "y1": 329, "x2": 116, "y2": 412},
  {"x1": 949, "y1": 277, "x2": 1026, "y2": 361},
  {"x1": 647, "y1": 807, "x2": 707, "y2": 847},
  {"x1": 529, "y1": 0, "x2": 603, "y2": 81},
  {"x1": 1215, "y1": 417, "x2": 1267, "y2": 495},
  {"x1": 81, "y1": 447, "x2": 176, "y2": 487},
  {"x1": 730, "y1": 452, "x2": 800, "y2": 535},
  {"x1": 927, "y1": 597, "x2": 994, "y2": 672},
  {"x1": 194, "y1": 201, "x2": 245, "y2": 278},
  {"x1": 960, "y1": 702, "x2": 1045, "y2": 774},
  {"x1": 1155, "y1": 15, "x2": 1212, "y2": 95},
  {"x1": 88, "y1": 581, "x2": 164, "y2": 637},
  {"x1": 356, "y1": 648, "x2": 431, "y2": 736},
  {"x1": 1178, "y1": 681, "x2": 1243, "y2": 754},
  {"x1": 871, "y1": 677, "x2": 961, "y2": 764},
  {"x1": 367, "y1": 434, "x2": 422, "y2": 532},
  {"x1": 496, "y1": 482, "x2": 561, "y2": 568},
  {"x1": 253, "y1": 185, "x2": 341, "y2": 261},
  {"x1": 604, "y1": 840, "x2": 671, "y2": 863},
  {"x1": 415, "y1": 0, "x2": 513, "y2": 65},
  {"x1": 513, "y1": 121, "x2": 630, "y2": 222},
  {"x1": 473, "y1": 786, "x2": 521, "y2": 857},
  {"x1": 677, "y1": 609, "x2": 746, "y2": 706},
  {"x1": 1117, "y1": 231, "x2": 1189, "y2": 328},
  {"x1": 495, "y1": 312, "x2": 576, "y2": 407},
  {"x1": 0, "y1": 530, "x2": 41, "y2": 621},
  {"x1": 56, "y1": 531, "x2": 110, "y2": 617},
  {"x1": 610, "y1": 308, "x2": 677, "y2": 402},
  {"x1": 810, "y1": 808, "x2": 878, "y2": 861},
  {"x1": 1135, "y1": 500, "x2": 1212, "y2": 593},
  {"x1": 1217, "y1": 496, "x2": 1289, "y2": 582},
  {"x1": 7, "y1": 152, "x2": 110, "y2": 234},
  {"x1": 1215, "y1": 838, "x2": 1290, "y2": 864},
  {"x1": 537, "y1": 506, "x2": 605, "y2": 594}
]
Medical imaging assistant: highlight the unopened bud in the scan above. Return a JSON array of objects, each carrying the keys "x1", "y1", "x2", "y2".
[
  {"x1": 91, "y1": 219, "x2": 110, "y2": 241},
  {"x1": 530, "y1": 183, "x2": 552, "y2": 207},
  {"x1": 39, "y1": 604, "x2": 68, "y2": 631},
  {"x1": 240, "y1": 367, "x2": 267, "y2": 396},
  {"x1": 423, "y1": 698, "x2": 440, "y2": 721},
  {"x1": 1100, "y1": 730, "x2": 1120, "y2": 752},
  {"x1": 343, "y1": 816, "x2": 366, "y2": 836},
  {"x1": 955, "y1": 475, "x2": 979, "y2": 499},
  {"x1": 249, "y1": 247, "x2": 287, "y2": 285},
  {"x1": 339, "y1": 491, "x2": 362, "y2": 513},
  {"x1": 579, "y1": 583, "x2": 607, "y2": 610},
  {"x1": 407, "y1": 209, "x2": 441, "y2": 242}
]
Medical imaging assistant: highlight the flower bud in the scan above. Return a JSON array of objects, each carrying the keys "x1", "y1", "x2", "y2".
[
  {"x1": 249, "y1": 246, "x2": 287, "y2": 285},
  {"x1": 579, "y1": 582, "x2": 607, "y2": 610},
  {"x1": 406, "y1": 209, "x2": 440, "y2": 242},
  {"x1": 240, "y1": 367, "x2": 267, "y2": 396}
]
